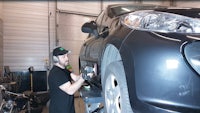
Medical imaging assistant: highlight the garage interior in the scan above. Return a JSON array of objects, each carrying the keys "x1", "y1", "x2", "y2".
[{"x1": 0, "y1": 0, "x2": 199, "y2": 113}]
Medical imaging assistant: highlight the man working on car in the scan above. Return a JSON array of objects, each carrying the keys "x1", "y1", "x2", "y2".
[{"x1": 48, "y1": 47, "x2": 93, "y2": 113}]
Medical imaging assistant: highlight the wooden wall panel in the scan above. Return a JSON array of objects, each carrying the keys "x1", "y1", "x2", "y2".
[{"x1": 3, "y1": 1, "x2": 56, "y2": 72}]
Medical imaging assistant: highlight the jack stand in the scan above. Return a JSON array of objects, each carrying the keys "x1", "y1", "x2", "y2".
[{"x1": 79, "y1": 85, "x2": 104, "y2": 113}]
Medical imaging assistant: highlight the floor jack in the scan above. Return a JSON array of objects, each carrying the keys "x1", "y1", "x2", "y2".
[{"x1": 79, "y1": 85, "x2": 104, "y2": 113}]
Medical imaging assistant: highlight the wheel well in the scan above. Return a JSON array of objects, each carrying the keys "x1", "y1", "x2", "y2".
[{"x1": 101, "y1": 44, "x2": 122, "y2": 85}]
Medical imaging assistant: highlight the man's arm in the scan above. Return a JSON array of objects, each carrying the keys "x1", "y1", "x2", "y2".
[
  {"x1": 59, "y1": 74, "x2": 85, "y2": 95},
  {"x1": 70, "y1": 73, "x2": 81, "y2": 81},
  {"x1": 70, "y1": 72, "x2": 94, "y2": 81}
]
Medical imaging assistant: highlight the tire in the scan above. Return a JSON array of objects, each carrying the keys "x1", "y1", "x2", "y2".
[{"x1": 102, "y1": 61, "x2": 133, "y2": 113}]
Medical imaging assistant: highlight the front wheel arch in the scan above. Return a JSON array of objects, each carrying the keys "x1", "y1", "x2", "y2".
[
  {"x1": 101, "y1": 44, "x2": 133, "y2": 113},
  {"x1": 102, "y1": 61, "x2": 133, "y2": 113}
]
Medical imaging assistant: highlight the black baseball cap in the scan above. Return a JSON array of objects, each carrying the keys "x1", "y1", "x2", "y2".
[{"x1": 53, "y1": 47, "x2": 70, "y2": 56}]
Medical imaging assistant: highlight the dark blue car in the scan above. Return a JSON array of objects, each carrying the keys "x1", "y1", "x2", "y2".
[{"x1": 80, "y1": 3, "x2": 200, "y2": 113}]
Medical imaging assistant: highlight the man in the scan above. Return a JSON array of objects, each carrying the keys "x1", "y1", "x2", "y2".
[{"x1": 48, "y1": 47, "x2": 92, "y2": 113}]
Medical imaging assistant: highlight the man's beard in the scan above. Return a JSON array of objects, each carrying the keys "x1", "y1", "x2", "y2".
[{"x1": 59, "y1": 61, "x2": 68, "y2": 67}]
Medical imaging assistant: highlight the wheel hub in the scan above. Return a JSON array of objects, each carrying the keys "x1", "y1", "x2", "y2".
[{"x1": 105, "y1": 74, "x2": 121, "y2": 113}]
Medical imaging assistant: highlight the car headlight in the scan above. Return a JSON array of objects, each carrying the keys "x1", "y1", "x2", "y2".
[
  {"x1": 121, "y1": 10, "x2": 200, "y2": 33},
  {"x1": 184, "y1": 41, "x2": 200, "y2": 75}
]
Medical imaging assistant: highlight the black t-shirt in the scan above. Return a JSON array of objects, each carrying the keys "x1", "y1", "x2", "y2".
[{"x1": 48, "y1": 65, "x2": 75, "y2": 113}]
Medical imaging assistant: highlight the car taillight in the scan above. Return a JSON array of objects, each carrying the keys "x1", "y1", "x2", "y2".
[{"x1": 184, "y1": 41, "x2": 200, "y2": 75}]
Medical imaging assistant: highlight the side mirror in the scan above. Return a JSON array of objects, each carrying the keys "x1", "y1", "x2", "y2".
[{"x1": 81, "y1": 21, "x2": 98, "y2": 37}]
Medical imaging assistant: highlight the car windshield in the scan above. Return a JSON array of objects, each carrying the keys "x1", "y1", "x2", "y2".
[{"x1": 121, "y1": 10, "x2": 200, "y2": 33}]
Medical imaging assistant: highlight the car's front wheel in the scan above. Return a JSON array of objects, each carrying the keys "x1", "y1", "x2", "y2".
[{"x1": 102, "y1": 61, "x2": 133, "y2": 113}]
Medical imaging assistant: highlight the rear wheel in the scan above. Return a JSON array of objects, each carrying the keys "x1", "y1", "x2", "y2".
[{"x1": 102, "y1": 61, "x2": 133, "y2": 113}]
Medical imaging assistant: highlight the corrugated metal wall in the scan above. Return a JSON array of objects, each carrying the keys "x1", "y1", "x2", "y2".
[
  {"x1": 0, "y1": 1, "x2": 3, "y2": 76},
  {"x1": 3, "y1": 1, "x2": 56, "y2": 72}
]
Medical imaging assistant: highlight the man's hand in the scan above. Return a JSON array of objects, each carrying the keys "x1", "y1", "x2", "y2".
[
  {"x1": 81, "y1": 66, "x2": 95, "y2": 80},
  {"x1": 81, "y1": 72, "x2": 94, "y2": 80},
  {"x1": 87, "y1": 72, "x2": 94, "y2": 78}
]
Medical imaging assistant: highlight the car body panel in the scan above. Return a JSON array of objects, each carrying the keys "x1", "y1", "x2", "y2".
[
  {"x1": 79, "y1": 3, "x2": 200, "y2": 113},
  {"x1": 119, "y1": 30, "x2": 200, "y2": 112}
]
